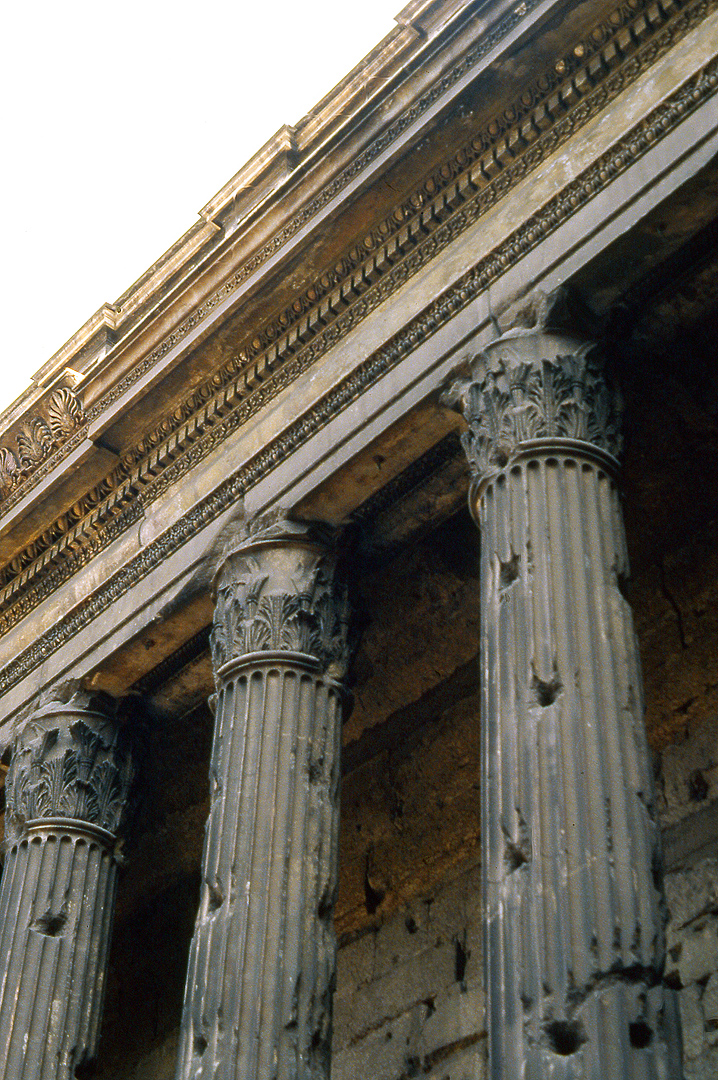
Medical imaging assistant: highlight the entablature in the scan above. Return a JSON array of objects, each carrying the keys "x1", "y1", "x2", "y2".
[{"x1": 0, "y1": 0, "x2": 716, "y2": 745}]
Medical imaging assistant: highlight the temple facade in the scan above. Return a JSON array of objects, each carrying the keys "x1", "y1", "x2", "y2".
[{"x1": 0, "y1": 1, "x2": 717, "y2": 1077}]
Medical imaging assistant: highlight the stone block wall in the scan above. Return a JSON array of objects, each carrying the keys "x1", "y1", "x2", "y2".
[
  {"x1": 665, "y1": 858, "x2": 718, "y2": 1079},
  {"x1": 331, "y1": 710, "x2": 718, "y2": 1080},
  {"x1": 659, "y1": 710, "x2": 718, "y2": 1080},
  {"x1": 333, "y1": 858, "x2": 487, "y2": 1080}
]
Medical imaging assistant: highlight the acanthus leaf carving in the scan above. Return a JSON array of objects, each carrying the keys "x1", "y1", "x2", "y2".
[
  {"x1": 210, "y1": 516, "x2": 351, "y2": 680},
  {"x1": 16, "y1": 416, "x2": 54, "y2": 469},
  {"x1": 0, "y1": 386, "x2": 85, "y2": 500},
  {"x1": 452, "y1": 324, "x2": 623, "y2": 488},
  {"x1": 4, "y1": 683, "x2": 135, "y2": 842},
  {"x1": 0, "y1": 447, "x2": 20, "y2": 499}
]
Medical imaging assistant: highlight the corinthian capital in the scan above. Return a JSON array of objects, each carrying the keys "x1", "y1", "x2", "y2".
[
  {"x1": 5, "y1": 683, "x2": 134, "y2": 842},
  {"x1": 448, "y1": 291, "x2": 622, "y2": 492},
  {"x1": 210, "y1": 513, "x2": 351, "y2": 680}
]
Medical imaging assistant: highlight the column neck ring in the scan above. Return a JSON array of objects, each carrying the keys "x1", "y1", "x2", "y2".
[
  {"x1": 19, "y1": 817, "x2": 117, "y2": 848},
  {"x1": 216, "y1": 650, "x2": 322, "y2": 682},
  {"x1": 469, "y1": 437, "x2": 621, "y2": 505}
]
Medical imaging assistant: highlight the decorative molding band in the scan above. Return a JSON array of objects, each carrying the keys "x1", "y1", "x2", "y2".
[
  {"x1": 4, "y1": 683, "x2": 134, "y2": 842},
  {"x1": 0, "y1": 0, "x2": 709, "y2": 521},
  {"x1": 23, "y1": 817, "x2": 117, "y2": 846},
  {"x1": 0, "y1": 58, "x2": 715, "y2": 699},
  {"x1": 0, "y1": 0, "x2": 712, "y2": 635}
]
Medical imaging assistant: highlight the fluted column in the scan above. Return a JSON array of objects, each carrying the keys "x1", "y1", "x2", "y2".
[
  {"x1": 176, "y1": 514, "x2": 350, "y2": 1080},
  {"x1": 0, "y1": 684, "x2": 134, "y2": 1080},
  {"x1": 452, "y1": 300, "x2": 682, "y2": 1078}
]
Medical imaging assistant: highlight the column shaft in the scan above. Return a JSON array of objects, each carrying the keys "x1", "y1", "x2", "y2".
[
  {"x1": 480, "y1": 451, "x2": 676, "y2": 1077},
  {"x1": 451, "y1": 306, "x2": 682, "y2": 1078},
  {"x1": 0, "y1": 685, "x2": 133, "y2": 1080},
  {"x1": 0, "y1": 825, "x2": 118, "y2": 1079},
  {"x1": 175, "y1": 516, "x2": 349, "y2": 1080}
]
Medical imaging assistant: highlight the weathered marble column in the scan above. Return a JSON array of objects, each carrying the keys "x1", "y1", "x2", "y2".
[
  {"x1": 452, "y1": 302, "x2": 682, "y2": 1078},
  {"x1": 0, "y1": 683, "x2": 134, "y2": 1080},
  {"x1": 175, "y1": 515, "x2": 350, "y2": 1080}
]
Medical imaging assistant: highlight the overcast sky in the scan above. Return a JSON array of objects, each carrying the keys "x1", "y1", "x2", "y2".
[{"x1": 0, "y1": 0, "x2": 398, "y2": 413}]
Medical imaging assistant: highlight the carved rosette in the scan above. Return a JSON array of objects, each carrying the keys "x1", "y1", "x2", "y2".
[
  {"x1": 454, "y1": 327, "x2": 622, "y2": 501},
  {"x1": 5, "y1": 683, "x2": 134, "y2": 844},
  {"x1": 210, "y1": 514, "x2": 351, "y2": 681}
]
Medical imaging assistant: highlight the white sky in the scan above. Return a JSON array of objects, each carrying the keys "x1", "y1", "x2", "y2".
[{"x1": 0, "y1": 0, "x2": 399, "y2": 412}]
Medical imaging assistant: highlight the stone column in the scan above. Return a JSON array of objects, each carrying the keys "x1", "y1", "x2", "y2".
[
  {"x1": 0, "y1": 684, "x2": 134, "y2": 1080},
  {"x1": 452, "y1": 300, "x2": 682, "y2": 1078},
  {"x1": 175, "y1": 515, "x2": 350, "y2": 1080}
]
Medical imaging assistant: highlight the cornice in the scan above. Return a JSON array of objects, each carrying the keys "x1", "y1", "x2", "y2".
[
  {"x1": 0, "y1": 0, "x2": 561, "y2": 511},
  {"x1": 0, "y1": 11, "x2": 429, "y2": 416},
  {"x1": 0, "y1": 1, "x2": 514, "y2": 453},
  {"x1": 0, "y1": 0, "x2": 711, "y2": 638},
  {"x1": 0, "y1": 55, "x2": 714, "y2": 700}
]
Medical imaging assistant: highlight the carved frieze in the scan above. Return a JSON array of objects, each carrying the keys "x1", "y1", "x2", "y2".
[
  {"x1": 4, "y1": 683, "x2": 134, "y2": 841},
  {"x1": 210, "y1": 515, "x2": 351, "y2": 680}
]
